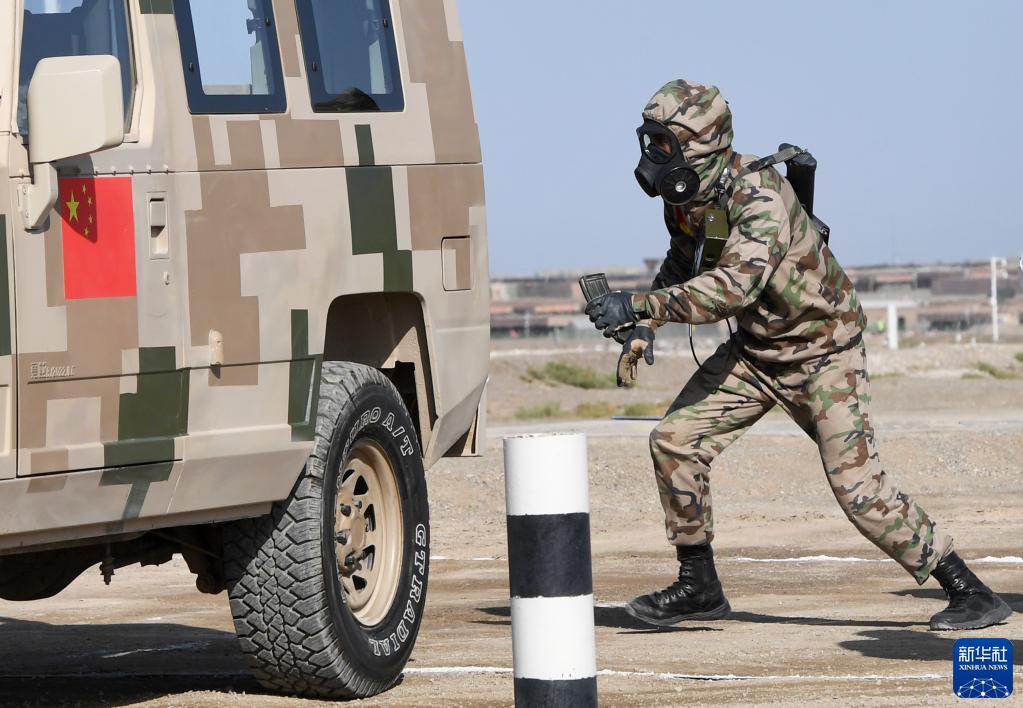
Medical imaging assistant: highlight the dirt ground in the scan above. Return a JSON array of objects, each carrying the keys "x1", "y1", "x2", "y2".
[{"x1": 1, "y1": 339, "x2": 1021, "y2": 706}]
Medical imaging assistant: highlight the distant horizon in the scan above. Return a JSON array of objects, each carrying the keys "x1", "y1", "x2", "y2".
[
  {"x1": 460, "y1": 1, "x2": 1023, "y2": 276},
  {"x1": 490, "y1": 254, "x2": 1023, "y2": 281}
]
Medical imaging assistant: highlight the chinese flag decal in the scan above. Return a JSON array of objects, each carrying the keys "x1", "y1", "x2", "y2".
[{"x1": 59, "y1": 177, "x2": 136, "y2": 299}]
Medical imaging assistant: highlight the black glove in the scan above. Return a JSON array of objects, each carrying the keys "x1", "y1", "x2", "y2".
[
  {"x1": 611, "y1": 325, "x2": 634, "y2": 346},
  {"x1": 584, "y1": 291, "x2": 640, "y2": 338},
  {"x1": 617, "y1": 323, "x2": 655, "y2": 387}
]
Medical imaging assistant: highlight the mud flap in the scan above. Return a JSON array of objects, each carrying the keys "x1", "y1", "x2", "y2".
[{"x1": 444, "y1": 379, "x2": 487, "y2": 458}]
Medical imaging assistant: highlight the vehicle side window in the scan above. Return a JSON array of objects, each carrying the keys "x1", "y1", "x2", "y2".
[
  {"x1": 295, "y1": 0, "x2": 404, "y2": 113},
  {"x1": 173, "y1": 0, "x2": 286, "y2": 114},
  {"x1": 18, "y1": 0, "x2": 136, "y2": 137}
]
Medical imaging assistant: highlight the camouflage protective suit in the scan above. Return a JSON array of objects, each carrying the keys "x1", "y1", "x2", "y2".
[{"x1": 632, "y1": 81, "x2": 952, "y2": 584}]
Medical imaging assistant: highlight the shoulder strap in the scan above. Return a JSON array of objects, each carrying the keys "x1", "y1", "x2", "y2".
[
  {"x1": 734, "y1": 144, "x2": 808, "y2": 182},
  {"x1": 715, "y1": 144, "x2": 809, "y2": 211}
]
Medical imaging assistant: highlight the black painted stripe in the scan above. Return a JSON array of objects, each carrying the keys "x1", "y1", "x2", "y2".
[
  {"x1": 514, "y1": 677, "x2": 597, "y2": 706},
  {"x1": 507, "y1": 513, "x2": 592, "y2": 599}
]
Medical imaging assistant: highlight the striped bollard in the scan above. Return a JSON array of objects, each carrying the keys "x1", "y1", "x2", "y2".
[{"x1": 503, "y1": 433, "x2": 597, "y2": 706}]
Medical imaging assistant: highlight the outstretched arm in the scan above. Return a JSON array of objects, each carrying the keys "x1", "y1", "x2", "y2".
[{"x1": 634, "y1": 179, "x2": 792, "y2": 324}]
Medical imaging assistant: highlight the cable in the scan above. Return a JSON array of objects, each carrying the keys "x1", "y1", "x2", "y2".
[
  {"x1": 625, "y1": 289, "x2": 737, "y2": 376},
  {"x1": 688, "y1": 319, "x2": 736, "y2": 376}
]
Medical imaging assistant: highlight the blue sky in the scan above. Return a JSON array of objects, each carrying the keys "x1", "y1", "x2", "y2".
[{"x1": 460, "y1": 1, "x2": 1022, "y2": 276}]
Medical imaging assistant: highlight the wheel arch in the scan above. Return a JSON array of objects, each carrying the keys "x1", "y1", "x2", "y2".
[{"x1": 322, "y1": 293, "x2": 436, "y2": 454}]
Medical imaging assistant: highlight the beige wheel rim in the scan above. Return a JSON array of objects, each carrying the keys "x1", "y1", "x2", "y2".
[{"x1": 334, "y1": 438, "x2": 405, "y2": 627}]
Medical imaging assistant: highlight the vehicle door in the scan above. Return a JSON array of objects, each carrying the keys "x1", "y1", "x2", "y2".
[
  {"x1": 11, "y1": 0, "x2": 187, "y2": 478},
  {"x1": 0, "y1": 9, "x2": 16, "y2": 481}
]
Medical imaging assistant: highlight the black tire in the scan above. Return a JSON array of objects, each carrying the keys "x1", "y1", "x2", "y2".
[{"x1": 222, "y1": 361, "x2": 430, "y2": 699}]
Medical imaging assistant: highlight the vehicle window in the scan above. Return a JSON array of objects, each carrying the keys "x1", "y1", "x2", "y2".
[
  {"x1": 295, "y1": 0, "x2": 404, "y2": 112},
  {"x1": 19, "y1": 0, "x2": 136, "y2": 136},
  {"x1": 173, "y1": 0, "x2": 286, "y2": 114}
]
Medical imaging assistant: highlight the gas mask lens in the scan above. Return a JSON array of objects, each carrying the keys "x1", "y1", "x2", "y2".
[{"x1": 641, "y1": 132, "x2": 673, "y2": 163}]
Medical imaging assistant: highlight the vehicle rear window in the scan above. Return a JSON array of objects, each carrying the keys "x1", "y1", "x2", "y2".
[
  {"x1": 173, "y1": 0, "x2": 286, "y2": 114},
  {"x1": 295, "y1": 0, "x2": 404, "y2": 112},
  {"x1": 19, "y1": 0, "x2": 136, "y2": 136}
]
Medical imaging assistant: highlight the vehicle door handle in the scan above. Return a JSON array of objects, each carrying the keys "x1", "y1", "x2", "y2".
[{"x1": 148, "y1": 195, "x2": 168, "y2": 259}]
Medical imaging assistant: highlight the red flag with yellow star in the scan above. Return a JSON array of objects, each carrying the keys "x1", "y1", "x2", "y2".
[{"x1": 59, "y1": 177, "x2": 136, "y2": 299}]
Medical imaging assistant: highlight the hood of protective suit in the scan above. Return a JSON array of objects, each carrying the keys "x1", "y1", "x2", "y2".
[{"x1": 642, "y1": 80, "x2": 734, "y2": 205}]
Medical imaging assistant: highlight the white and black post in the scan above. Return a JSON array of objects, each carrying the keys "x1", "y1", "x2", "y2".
[{"x1": 503, "y1": 433, "x2": 597, "y2": 706}]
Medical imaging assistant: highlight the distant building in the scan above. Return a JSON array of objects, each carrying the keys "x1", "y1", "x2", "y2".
[{"x1": 492, "y1": 259, "x2": 1023, "y2": 341}]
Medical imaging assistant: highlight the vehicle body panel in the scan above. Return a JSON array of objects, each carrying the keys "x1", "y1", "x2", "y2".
[{"x1": 0, "y1": 0, "x2": 488, "y2": 552}]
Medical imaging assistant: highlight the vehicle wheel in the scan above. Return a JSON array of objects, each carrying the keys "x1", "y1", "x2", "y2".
[{"x1": 222, "y1": 361, "x2": 430, "y2": 699}]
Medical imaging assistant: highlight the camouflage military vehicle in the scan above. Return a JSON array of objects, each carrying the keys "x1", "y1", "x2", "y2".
[{"x1": 0, "y1": 0, "x2": 487, "y2": 698}]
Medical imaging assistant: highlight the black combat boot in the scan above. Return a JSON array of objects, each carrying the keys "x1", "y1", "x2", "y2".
[
  {"x1": 626, "y1": 544, "x2": 731, "y2": 627},
  {"x1": 929, "y1": 552, "x2": 1012, "y2": 630}
]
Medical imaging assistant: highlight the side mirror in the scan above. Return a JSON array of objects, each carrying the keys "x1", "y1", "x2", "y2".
[{"x1": 19, "y1": 55, "x2": 125, "y2": 230}]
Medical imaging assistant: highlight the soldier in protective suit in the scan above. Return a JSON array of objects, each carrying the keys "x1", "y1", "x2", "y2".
[{"x1": 586, "y1": 80, "x2": 1012, "y2": 631}]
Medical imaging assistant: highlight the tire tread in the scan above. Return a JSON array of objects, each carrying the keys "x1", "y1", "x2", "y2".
[{"x1": 223, "y1": 362, "x2": 412, "y2": 699}]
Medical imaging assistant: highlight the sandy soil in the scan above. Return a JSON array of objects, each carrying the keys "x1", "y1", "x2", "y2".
[
  {"x1": 0, "y1": 340, "x2": 1021, "y2": 706},
  {"x1": 487, "y1": 336, "x2": 1023, "y2": 423}
]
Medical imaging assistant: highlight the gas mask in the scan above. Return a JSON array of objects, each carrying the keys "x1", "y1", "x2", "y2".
[{"x1": 634, "y1": 119, "x2": 700, "y2": 206}]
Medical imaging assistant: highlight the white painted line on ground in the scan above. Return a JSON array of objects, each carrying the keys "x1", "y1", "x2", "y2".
[
  {"x1": 430, "y1": 554, "x2": 1023, "y2": 564},
  {"x1": 407, "y1": 666, "x2": 512, "y2": 675},
  {"x1": 405, "y1": 666, "x2": 946, "y2": 683},
  {"x1": 974, "y1": 556, "x2": 1023, "y2": 563},
  {"x1": 731, "y1": 555, "x2": 1023, "y2": 565},
  {"x1": 102, "y1": 642, "x2": 210, "y2": 659},
  {"x1": 731, "y1": 555, "x2": 885, "y2": 563},
  {"x1": 595, "y1": 669, "x2": 947, "y2": 683}
]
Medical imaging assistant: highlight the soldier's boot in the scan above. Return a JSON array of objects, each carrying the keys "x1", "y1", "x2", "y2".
[
  {"x1": 929, "y1": 551, "x2": 1013, "y2": 631},
  {"x1": 626, "y1": 543, "x2": 731, "y2": 627}
]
